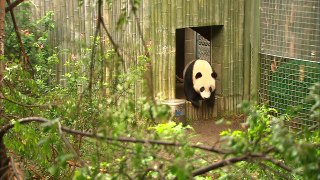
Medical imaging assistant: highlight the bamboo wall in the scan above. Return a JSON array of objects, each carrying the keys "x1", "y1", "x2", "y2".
[
  {"x1": 106, "y1": 0, "x2": 259, "y2": 119},
  {"x1": 22, "y1": 0, "x2": 260, "y2": 120},
  {"x1": 27, "y1": 0, "x2": 100, "y2": 84}
]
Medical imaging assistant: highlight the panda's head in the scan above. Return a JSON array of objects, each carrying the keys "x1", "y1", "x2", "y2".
[{"x1": 192, "y1": 60, "x2": 217, "y2": 99}]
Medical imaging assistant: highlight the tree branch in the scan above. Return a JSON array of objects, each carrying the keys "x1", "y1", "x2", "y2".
[
  {"x1": 99, "y1": 10, "x2": 126, "y2": 70},
  {"x1": 5, "y1": 0, "x2": 25, "y2": 13},
  {"x1": 56, "y1": 121, "x2": 85, "y2": 166},
  {"x1": 192, "y1": 155, "x2": 248, "y2": 176},
  {"x1": 192, "y1": 152, "x2": 294, "y2": 177},
  {"x1": 6, "y1": 0, "x2": 34, "y2": 72},
  {"x1": 258, "y1": 162, "x2": 291, "y2": 180},
  {"x1": 260, "y1": 156, "x2": 292, "y2": 172},
  {"x1": 0, "y1": 96, "x2": 55, "y2": 108},
  {"x1": 0, "y1": 117, "x2": 231, "y2": 155},
  {"x1": 0, "y1": 117, "x2": 296, "y2": 178}
]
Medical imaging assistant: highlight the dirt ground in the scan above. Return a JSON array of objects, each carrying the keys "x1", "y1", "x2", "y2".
[{"x1": 188, "y1": 115, "x2": 245, "y2": 146}]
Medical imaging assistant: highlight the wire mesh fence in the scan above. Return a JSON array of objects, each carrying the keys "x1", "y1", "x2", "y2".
[
  {"x1": 196, "y1": 33, "x2": 211, "y2": 63},
  {"x1": 259, "y1": 0, "x2": 320, "y2": 129}
]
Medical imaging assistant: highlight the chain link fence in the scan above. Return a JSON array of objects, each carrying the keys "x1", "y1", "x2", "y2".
[{"x1": 259, "y1": 0, "x2": 320, "y2": 129}]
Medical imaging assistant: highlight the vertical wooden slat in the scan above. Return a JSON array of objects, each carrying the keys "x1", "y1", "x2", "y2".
[
  {"x1": 222, "y1": 0, "x2": 229, "y2": 112},
  {"x1": 243, "y1": 0, "x2": 252, "y2": 101},
  {"x1": 251, "y1": 0, "x2": 260, "y2": 99},
  {"x1": 238, "y1": 0, "x2": 245, "y2": 110},
  {"x1": 230, "y1": 0, "x2": 235, "y2": 111}
]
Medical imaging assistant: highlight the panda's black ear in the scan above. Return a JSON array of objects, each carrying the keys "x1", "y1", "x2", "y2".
[
  {"x1": 195, "y1": 72, "x2": 202, "y2": 79},
  {"x1": 212, "y1": 71, "x2": 217, "y2": 79}
]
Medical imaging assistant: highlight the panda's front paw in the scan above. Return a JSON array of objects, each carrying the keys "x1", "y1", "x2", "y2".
[
  {"x1": 206, "y1": 100, "x2": 215, "y2": 108},
  {"x1": 191, "y1": 100, "x2": 200, "y2": 108}
]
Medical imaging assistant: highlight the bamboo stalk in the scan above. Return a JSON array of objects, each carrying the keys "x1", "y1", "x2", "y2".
[
  {"x1": 238, "y1": 0, "x2": 245, "y2": 111},
  {"x1": 251, "y1": 0, "x2": 260, "y2": 99},
  {"x1": 226, "y1": 0, "x2": 231, "y2": 112},
  {"x1": 230, "y1": 0, "x2": 235, "y2": 112}
]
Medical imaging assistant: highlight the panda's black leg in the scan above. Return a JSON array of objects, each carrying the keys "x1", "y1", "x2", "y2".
[
  {"x1": 190, "y1": 99, "x2": 200, "y2": 108},
  {"x1": 206, "y1": 90, "x2": 216, "y2": 108}
]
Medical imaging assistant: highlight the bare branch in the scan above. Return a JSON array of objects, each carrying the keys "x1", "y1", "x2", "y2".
[
  {"x1": 56, "y1": 121, "x2": 85, "y2": 166},
  {"x1": 0, "y1": 117, "x2": 231, "y2": 154},
  {"x1": 5, "y1": 0, "x2": 25, "y2": 13},
  {"x1": 129, "y1": 0, "x2": 149, "y2": 57},
  {"x1": 192, "y1": 153, "x2": 294, "y2": 177},
  {"x1": 258, "y1": 162, "x2": 291, "y2": 180},
  {"x1": 260, "y1": 156, "x2": 292, "y2": 172},
  {"x1": 6, "y1": 0, "x2": 34, "y2": 72},
  {"x1": 192, "y1": 155, "x2": 248, "y2": 176},
  {"x1": 100, "y1": 17, "x2": 126, "y2": 69},
  {"x1": 0, "y1": 96, "x2": 55, "y2": 108},
  {"x1": 88, "y1": 0, "x2": 104, "y2": 104},
  {"x1": 0, "y1": 117, "x2": 297, "y2": 178},
  {"x1": 9, "y1": 157, "x2": 24, "y2": 180}
]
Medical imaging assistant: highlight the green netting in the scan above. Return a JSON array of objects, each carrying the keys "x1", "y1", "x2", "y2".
[
  {"x1": 260, "y1": 0, "x2": 320, "y2": 129},
  {"x1": 268, "y1": 59, "x2": 320, "y2": 116}
]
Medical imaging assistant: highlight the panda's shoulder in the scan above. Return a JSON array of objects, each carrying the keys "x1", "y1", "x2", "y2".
[
  {"x1": 194, "y1": 59, "x2": 211, "y2": 67},
  {"x1": 193, "y1": 60, "x2": 212, "y2": 74},
  {"x1": 183, "y1": 60, "x2": 197, "y2": 78}
]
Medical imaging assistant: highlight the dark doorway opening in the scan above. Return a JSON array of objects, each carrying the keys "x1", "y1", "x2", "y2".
[
  {"x1": 175, "y1": 27, "x2": 211, "y2": 99},
  {"x1": 175, "y1": 26, "x2": 223, "y2": 99}
]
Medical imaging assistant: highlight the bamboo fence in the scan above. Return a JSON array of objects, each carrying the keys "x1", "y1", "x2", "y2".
[{"x1": 21, "y1": 0, "x2": 260, "y2": 121}]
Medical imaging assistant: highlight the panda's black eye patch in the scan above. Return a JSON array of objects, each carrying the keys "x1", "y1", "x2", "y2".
[
  {"x1": 211, "y1": 72, "x2": 217, "y2": 79},
  {"x1": 200, "y1": 87, "x2": 205, "y2": 92},
  {"x1": 195, "y1": 72, "x2": 202, "y2": 79},
  {"x1": 209, "y1": 87, "x2": 212, "y2": 92}
]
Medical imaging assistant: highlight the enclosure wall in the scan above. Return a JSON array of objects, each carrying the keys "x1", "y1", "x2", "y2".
[{"x1": 22, "y1": 0, "x2": 260, "y2": 120}]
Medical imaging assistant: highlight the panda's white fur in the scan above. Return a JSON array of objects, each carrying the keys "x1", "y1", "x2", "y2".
[{"x1": 183, "y1": 59, "x2": 217, "y2": 107}]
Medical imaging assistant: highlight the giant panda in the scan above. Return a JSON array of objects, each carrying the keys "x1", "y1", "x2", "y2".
[{"x1": 183, "y1": 59, "x2": 217, "y2": 108}]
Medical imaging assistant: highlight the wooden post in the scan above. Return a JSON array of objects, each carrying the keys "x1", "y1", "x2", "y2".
[
  {"x1": 0, "y1": 0, "x2": 5, "y2": 115},
  {"x1": 0, "y1": 0, "x2": 7, "y2": 177}
]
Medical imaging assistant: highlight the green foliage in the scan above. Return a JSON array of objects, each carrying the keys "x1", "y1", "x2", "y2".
[
  {"x1": 219, "y1": 96, "x2": 320, "y2": 179},
  {"x1": 2, "y1": 2, "x2": 319, "y2": 180},
  {"x1": 150, "y1": 122, "x2": 192, "y2": 140},
  {"x1": 2, "y1": 5, "x2": 180, "y2": 178}
]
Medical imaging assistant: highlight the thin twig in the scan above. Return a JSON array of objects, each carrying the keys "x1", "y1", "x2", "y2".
[
  {"x1": 191, "y1": 152, "x2": 294, "y2": 177},
  {"x1": 6, "y1": 0, "x2": 34, "y2": 72},
  {"x1": 27, "y1": 165, "x2": 44, "y2": 179},
  {"x1": 87, "y1": 1, "x2": 105, "y2": 169},
  {"x1": 0, "y1": 96, "x2": 55, "y2": 108},
  {"x1": 88, "y1": 0, "x2": 102, "y2": 102},
  {"x1": 57, "y1": 121, "x2": 85, "y2": 166},
  {"x1": 128, "y1": 0, "x2": 154, "y2": 102},
  {"x1": 140, "y1": 167, "x2": 164, "y2": 180},
  {"x1": 100, "y1": 13, "x2": 126, "y2": 71},
  {"x1": 9, "y1": 157, "x2": 23, "y2": 180},
  {"x1": 260, "y1": 155, "x2": 292, "y2": 172},
  {"x1": 0, "y1": 117, "x2": 298, "y2": 178},
  {"x1": 258, "y1": 162, "x2": 291, "y2": 180},
  {"x1": 129, "y1": 0, "x2": 149, "y2": 57}
]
